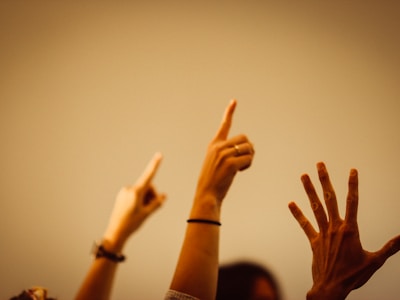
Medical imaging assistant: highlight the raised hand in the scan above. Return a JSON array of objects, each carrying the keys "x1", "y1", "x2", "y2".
[
  {"x1": 103, "y1": 152, "x2": 166, "y2": 252},
  {"x1": 168, "y1": 99, "x2": 255, "y2": 300},
  {"x1": 194, "y1": 99, "x2": 254, "y2": 208},
  {"x1": 289, "y1": 162, "x2": 400, "y2": 300},
  {"x1": 75, "y1": 153, "x2": 166, "y2": 300}
]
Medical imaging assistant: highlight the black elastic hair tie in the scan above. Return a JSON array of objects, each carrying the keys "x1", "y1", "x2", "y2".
[{"x1": 187, "y1": 218, "x2": 221, "y2": 226}]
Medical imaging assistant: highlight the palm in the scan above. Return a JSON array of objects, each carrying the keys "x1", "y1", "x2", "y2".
[{"x1": 311, "y1": 221, "x2": 369, "y2": 292}]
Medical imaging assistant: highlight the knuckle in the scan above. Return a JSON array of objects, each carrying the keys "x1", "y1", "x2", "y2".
[
  {"x1": 324, "y1": 190, "x2": 334, "y2": 201},
  {"x1": 237, "y1": 133, "x2": 248, "y2": 141},
  {"x1": 341, "y1": 223, "x2": 357, "y2": 237},
  {"x1": 210, "y1": 141, "x2": 224, "y2": 153}
]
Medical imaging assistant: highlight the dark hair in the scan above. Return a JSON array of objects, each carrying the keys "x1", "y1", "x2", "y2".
[
  {"x1": 9, "y1": 290, "x2": 57, "y2": 300},
  {"x1": 9, "y1": 291, "x2": 32, "y2": 300},
  {"x1": 216, "y1": 261, "x2": 282, "y2": 300}
]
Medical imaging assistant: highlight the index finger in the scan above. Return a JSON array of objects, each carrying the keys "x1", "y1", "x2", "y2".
[
  {"x1": 213, "y1": 99, "x2": 237, "y2": 141},
  {"x1": 288, "y1": 201, "x2": 318, "y2": 242},
  {"x1": 135, "y1": 152, "x2": 163, "y2": 188}
]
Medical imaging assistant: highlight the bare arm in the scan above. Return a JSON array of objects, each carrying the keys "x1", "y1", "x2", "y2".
[
  {"x1": 289, "y1": 162, "x2": 400, "y2": 300},
  {"x1": 75, "y1": 153, "x2": 166, "y2": 300},
  {"x1": 169, "y1": 99, "x2": 255, "y2": 300}
]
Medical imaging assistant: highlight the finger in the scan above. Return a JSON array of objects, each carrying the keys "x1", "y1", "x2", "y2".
[
  {"x1": 375, "y1": 234, "x2": 400, "y2": 265},
  {"x1": 143, "y1": 186, "x2": 156, "y2": 205},
  {"x1": 213, "y1": 99, "x2": 237, "y2": 141},
  {"x1": 288, "y1": 202, "x2": 317, "y2": 241},
  {"x1": 219, "y1": 134, "x2": 254, "y2": 157},
  {"x1": 301, "y1": 173, "x2": 328, "y2": 233},
  {"x1": 135, "y1": 152, "x2": 163, "y2": 188},
  {"x1": 232, "y1": 143, "x2": 255, "y2": 157},
  {"x1": 145, "y1": 192, "x2": 167, "y2": 213},
  {"x1": 317, "y1": 162, "x2": 341, "y2": 224},
  {"x1": 143, "y1": 184, "x2": 166, "y2": 205},
  {"x1": 345, "y1": 168, "x2": 359, "y2": 224},
  {"x1": 225, "y1": 134, "x2": 254, "y2": 153},
  {"x1": 219, "y1": 145, "x2": 254, "y2": 171},
  {"x1": 224, "y1": 134, "x2": 249, "y2": 147},
  {"x1": 235, "y1": 153, "x2": 254, "y2": 171},
  {"x1": 226, "y1": 141, "x2": 255, "y2": 157}
]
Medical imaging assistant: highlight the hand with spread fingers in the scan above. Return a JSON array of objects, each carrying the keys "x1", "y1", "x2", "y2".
[
  {"x1": 75, "y1": 153, "x2": 166, "y2": 300},
  {"x1": 289, "y1": 162, "x2": 400, "y2": 300}
]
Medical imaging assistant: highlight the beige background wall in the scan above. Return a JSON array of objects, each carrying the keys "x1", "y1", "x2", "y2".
[{"x1": 1, "y1": 1, "x2": 399, "y2": 299}]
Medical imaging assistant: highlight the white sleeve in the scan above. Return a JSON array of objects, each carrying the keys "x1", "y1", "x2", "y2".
[{"x1": 164, "y1": 289, "x2": 200, "y2": 300}]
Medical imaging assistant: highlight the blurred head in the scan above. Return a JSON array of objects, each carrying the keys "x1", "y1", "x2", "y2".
[
  {"x1": 216, "y1": 261, "x2": 282, "y2": 300},
  {"x1": 9, "y1": 287, "x2": 56, "y2": 300}
]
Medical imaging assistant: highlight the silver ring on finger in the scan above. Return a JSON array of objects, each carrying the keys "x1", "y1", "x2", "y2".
[{"x1": 234, "y1": 144, "x2": 241, "y2": 156}]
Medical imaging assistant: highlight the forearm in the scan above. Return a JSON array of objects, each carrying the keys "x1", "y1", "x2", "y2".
[
  {"x1": 75, "y1": 240, "x2": 124, "y2": 300},
  {"x1": 170, "y1": 225, "x2": 219, "y2": 299},
  {"x1": 168, "y1": 99, "x2": 250, "y2": 300},
  {"x1": 306, "y1": 291, "x2": 347, "y2": 300},
  {"x1": 306, "y1": 282, "x2": 348, "y2": 300},
  {"x1": 169, "y1": 196, "x2": 221, "y2": 300},
  {"x1": 75, "y1": 259, "x2": 119, "y2": 300}
]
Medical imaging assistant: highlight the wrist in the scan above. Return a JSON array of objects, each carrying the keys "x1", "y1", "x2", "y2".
[
  {"x1": 101, "y1": 235, "x2": 126, "y2": 254},
  {"x1": 190, "y1": 193, "x2": 222, "y2": 221},
  {"x1": 93, "y1": 241, "x2": 126, "y2": 263},
  {"x1": 307, "y1": 284, "x2": 348, "y2": 300}
]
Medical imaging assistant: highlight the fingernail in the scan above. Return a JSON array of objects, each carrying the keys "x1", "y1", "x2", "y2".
[
  {"x1": 300, "y1": 174, "x2": 309, "y2": 183},
  {"x1": 317, "y1": 162, "x2": 325, "y2": 171},
  {"x1": 350, "y1": 169, "x2": 357, "y2": 176}
]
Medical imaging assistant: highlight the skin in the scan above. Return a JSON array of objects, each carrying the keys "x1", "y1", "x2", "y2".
[
  {"x1": 251, "y1": 277, "x2": 278, "y2": 300},
  {"x1": 169, "y1": 99, "x2": 255, "y2": 300},
  {"x1": 76, "y1": 99, "x2": 253, "y2": 300},
  {"x1": 75, "y1": 153, "x2": 166, "y2": 300},
  {"x1": 289, "y1": 162, "x2": 400, "y2": 300}
]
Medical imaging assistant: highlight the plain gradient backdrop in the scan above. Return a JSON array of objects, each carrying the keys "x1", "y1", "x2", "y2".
[{"x1": 1, "y1": 1, "x2": 399, "y2": 299}]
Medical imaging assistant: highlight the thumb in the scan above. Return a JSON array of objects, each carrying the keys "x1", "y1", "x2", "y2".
[{"x1": 375, "y1": 234, "x2": 400, "y2": 263}]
